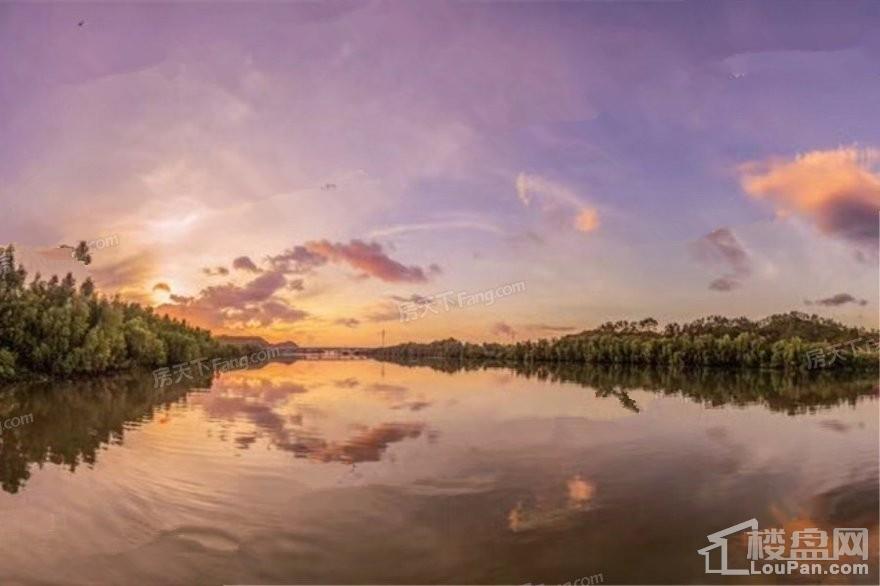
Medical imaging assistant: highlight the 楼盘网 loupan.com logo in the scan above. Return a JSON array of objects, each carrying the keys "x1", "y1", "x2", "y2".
[{"x1": 698, "y1": 519, "x2": 869, "y2": 577}]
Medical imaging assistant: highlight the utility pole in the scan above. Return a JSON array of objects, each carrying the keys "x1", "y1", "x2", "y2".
[{"x1": 381, "y1": 329, "x2": 385, "y2": 348}]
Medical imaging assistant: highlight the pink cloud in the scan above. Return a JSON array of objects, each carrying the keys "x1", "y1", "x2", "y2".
[
  {"x1": 158, "y1": 270, "x2": 307, "y2": 329},
  {"x1": 304, "y1": 239, "x2": 433, "y2": 283},
  {"x1": 741, "y1": 147, "x2": 880, "y2": 251}
]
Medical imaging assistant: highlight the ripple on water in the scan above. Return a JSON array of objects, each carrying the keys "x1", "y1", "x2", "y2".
[{"x1": 160, "y1": 526, "x2": 242, "y2": 553}]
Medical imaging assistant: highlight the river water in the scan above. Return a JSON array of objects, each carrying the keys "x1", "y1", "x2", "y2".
[{"x1": 0, "y1": 360, "x2": 876, "y2": 584}]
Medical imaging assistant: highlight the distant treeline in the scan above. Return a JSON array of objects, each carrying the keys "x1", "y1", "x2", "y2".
[
  {"x1": 0, "y1": 245, "x2": 251, "y2": 381},
  {"x1": 369, "y1": 314, "x2": 879, "y2": 370}
]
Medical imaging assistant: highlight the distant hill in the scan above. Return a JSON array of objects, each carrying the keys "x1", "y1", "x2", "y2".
[
  {"x1": 216, "y1": 335, "x2": 298, "y2": 349},
  {"x1": 367, "y1": 312, "x2": 878, "y2": 371}
]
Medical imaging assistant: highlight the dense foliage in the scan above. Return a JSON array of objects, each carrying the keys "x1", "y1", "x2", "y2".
[
  {"x1": 0, "y1": 245, "x2": 245, "y2": 380},
  {"x1": 370, "y1": 314, "x2": 878, "y2": 370}
]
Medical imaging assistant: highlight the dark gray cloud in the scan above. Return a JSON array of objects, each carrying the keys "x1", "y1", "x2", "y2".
[
  {"x1": 691, "y1": 227, "x2": 752, "y2": 276},
  {"x1": 691, "y1": 227, "x2": 753, "y2": 292},
  {"x1": 818, "y1": 196, "x2": 879, "y2": 249},
  {"x1": 491, "y1": 321, "x2": 517, "y2": 340},
  {"x1": 709, "y1": 276, "x2": 742, "y2": 292},
  {"x1": 805, "y1": 293, "x2": 868, "y2": 307},
  {"x1": 202, "y1": 266, "x2": 230, "y2": 276},
  {"x1": 232, "y1": 256, "x2": 262, "y2": 273}
]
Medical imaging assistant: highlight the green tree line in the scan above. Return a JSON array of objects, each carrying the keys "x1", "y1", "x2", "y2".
[
  {"x1": 369, "y1": 314, "x2": 879, "y2": 370},
  {"x1": 0, "y1": 244, "x2": 248, "y2": 380}
]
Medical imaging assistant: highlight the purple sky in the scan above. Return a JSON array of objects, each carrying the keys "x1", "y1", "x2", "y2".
[{"x1": 1, "y1": 1, "x2": 878, "y2": 344}]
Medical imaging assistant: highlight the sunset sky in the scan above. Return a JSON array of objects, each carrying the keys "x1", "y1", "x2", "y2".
[{"x1": 2, "y1": 1, "x2": 878, "y2": 345}]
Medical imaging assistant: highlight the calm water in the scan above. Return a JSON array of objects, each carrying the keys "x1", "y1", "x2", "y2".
[{"x1": 0, "y1": 360, "x2": 877, "y2": 585}]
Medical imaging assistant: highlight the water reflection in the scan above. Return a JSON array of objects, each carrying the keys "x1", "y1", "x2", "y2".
[
  {"x1": 381, "y1": 358, "x2": 879, "y2": 414},
  {"x1": 509, "y1": 474, "x2": 597, "y2": 533},
  {"x1": 0, "y1": 360, "x2": 876, "y2": 584},
  {"x1": 0, "y1": 373, "x2": 209, "y2": 493},
  {"x1": 0, "y1": 361, "x2": 876, "y2": 495},
  {"x1": 186, "y1": 368, "x2": 431, "y2": 465}
]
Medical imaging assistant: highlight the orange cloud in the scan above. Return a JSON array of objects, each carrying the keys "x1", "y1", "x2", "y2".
[
  {"x1": 158, "y1": 269, "x2": 307, "y2": 329},
  {"x1": 574, "y1": 208, "x2": 600, "y2": 232},
  {"x1": 741, "y1": 147, "x2": 880, "y2": 250}
]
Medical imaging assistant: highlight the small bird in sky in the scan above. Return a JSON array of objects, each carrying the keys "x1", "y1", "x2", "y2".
[{"x1": 78, "y1": 20, "x2": 85, "y2": 27}]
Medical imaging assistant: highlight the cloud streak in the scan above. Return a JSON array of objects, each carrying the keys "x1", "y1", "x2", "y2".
[
  {"x1": 368, "y1": 220, "x2": 503, "y2": 239},
  {"x1": 515, "y1": 172, "x2": 600, "y2": 234},
  {"x1": 805, "y1": 293, "x2": 868, "y2": 307}
]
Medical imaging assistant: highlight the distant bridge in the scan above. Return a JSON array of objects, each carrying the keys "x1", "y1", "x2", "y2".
[{"x1": 279, "y1": 347, "x2": 374, "y2": 358}]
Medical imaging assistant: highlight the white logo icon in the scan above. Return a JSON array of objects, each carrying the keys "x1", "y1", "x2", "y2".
[{"x1": 698, "y1": 519, "x2": 868, "y2": 577}]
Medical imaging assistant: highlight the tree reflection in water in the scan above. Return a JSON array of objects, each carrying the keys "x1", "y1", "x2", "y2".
[
  {"x1": 0, "y1": 372, "x2": 210, "y2": 493},
  {"x1": 372, "y1": 358, "x2": 878, "y2": 414},
  {"x1": 0, "y1": 361, "x2": 875, "y2": 494}
]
